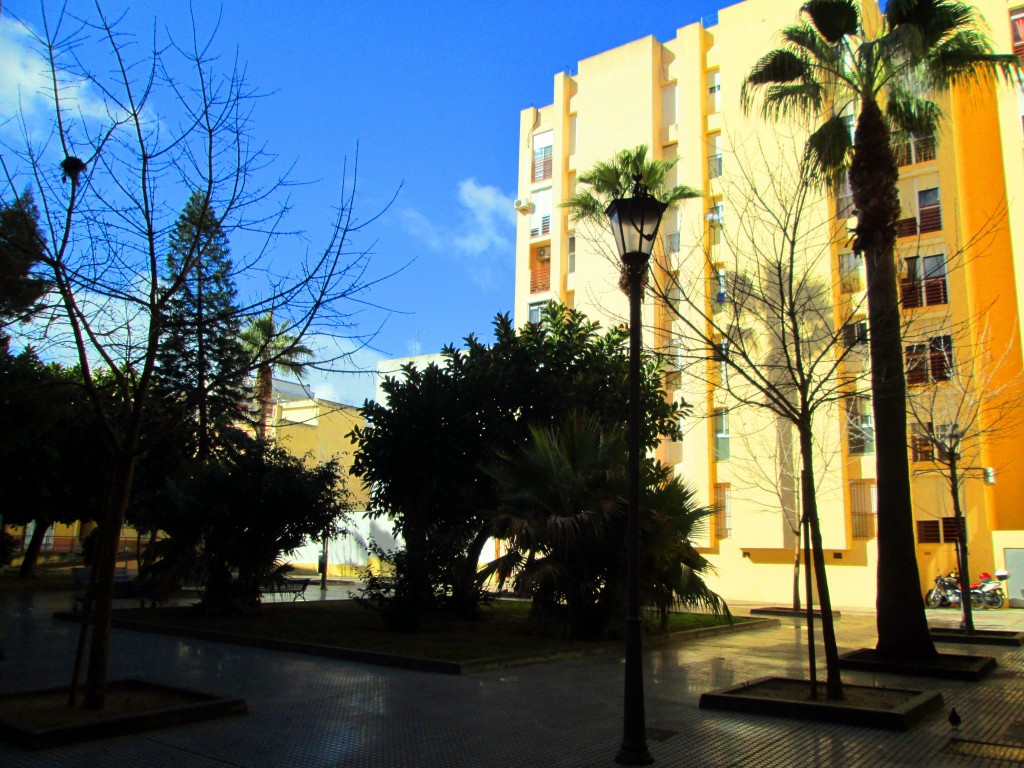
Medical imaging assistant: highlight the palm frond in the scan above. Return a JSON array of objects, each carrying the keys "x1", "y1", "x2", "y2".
[
  {"x1": 884, "y1": 87, "x2": 942, "y2": 135},
  {"x1": 801, "y1": 0, "x2": 860, "y2": 45},
  {"x1": 804, "y1": 114, "x2": 852, "y2": 188},
  {"x1": 760, "y1": 81, "x2": 826, "y2": 121}
]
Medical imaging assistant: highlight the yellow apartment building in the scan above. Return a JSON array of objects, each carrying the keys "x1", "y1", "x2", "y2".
[
  {"x1": 266, "y1": 379, "x2": 376, "y2": 577},
  {"x1": 514, "y1": 0, "x2": 1024, "y2": 608}
]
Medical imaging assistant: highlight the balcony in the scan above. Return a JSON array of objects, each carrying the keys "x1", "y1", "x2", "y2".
[
  {"x1": 531, "y1": 260, "x2": 550, "y2": 294},
  {"x1": 894, "y1": 134, "x2": 936, "y2": 166}
]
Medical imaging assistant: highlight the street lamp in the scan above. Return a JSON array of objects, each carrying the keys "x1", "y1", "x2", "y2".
[{"x1": 606, "y1": 178, "x2": 667, "y2": 766}]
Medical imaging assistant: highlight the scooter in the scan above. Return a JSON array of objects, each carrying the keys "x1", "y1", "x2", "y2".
[{"x1": 976, "y1": 571, "x2": 1009, "y2": 609}]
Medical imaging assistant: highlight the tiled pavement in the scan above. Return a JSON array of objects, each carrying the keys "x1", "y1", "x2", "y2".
[{"x1": 3, "y1": 591, "x2": 1024, "y2": 767}]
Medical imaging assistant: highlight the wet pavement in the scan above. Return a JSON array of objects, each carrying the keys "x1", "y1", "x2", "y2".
[{"x1": 2, "y1": 590, "x2": 1024, "y2": 767}]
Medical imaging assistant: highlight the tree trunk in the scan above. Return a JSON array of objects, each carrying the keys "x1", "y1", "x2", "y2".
[
  {"x1": 255, "y1": 362, "x2": 273, "y2": 441},
  {"x1": 950, "y1": 457, "x2": 975, "y2": 632},
  {"x1": 18, "y1": 520, "x2": 50, "y2": 579},
  {"x1": 852, "y1": 97, "x2": 937, "y2": 661},
  {"x1": 792, "y1": 541, "x2": 802, "y2": 611},
  {"x1": 83, "y1": 453, "x2": 136, "y2": 709},
  {"x1": 799, "y1": 424, "x2": 842, "y2": 699}
]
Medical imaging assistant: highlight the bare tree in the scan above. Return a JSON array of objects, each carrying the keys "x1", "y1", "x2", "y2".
[
  {"x1": 906, "y1": 314, "x2": 1023, "y2": 632},
  {"x1": 648, "y1": 135, "x2": 867, "y2": 699},
  {"x1": 1, "y1": 6, "x2": 392, "y2": 708}
]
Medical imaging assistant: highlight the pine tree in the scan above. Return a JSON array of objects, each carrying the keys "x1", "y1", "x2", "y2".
[
  {"x1": 0, "y1": 190, "x2": 49, "y2": 328},
  {"x1": 156, "y1": 191, "x2": 249, "y2": 460}
]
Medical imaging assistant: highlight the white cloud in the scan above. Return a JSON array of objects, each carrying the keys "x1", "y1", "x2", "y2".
[
  {"x1": 401, "y1": 177, "x2": 516, "y2": 290},
  {"x1": 0, "y1": 17, "x2": 111, "y2": 131}
]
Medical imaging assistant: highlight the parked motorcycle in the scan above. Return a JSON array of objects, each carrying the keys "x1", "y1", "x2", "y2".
[
  {"x1": 926, "y1": 572, "x2": 983, "y2": 610},
  {"x1": 976, "y1": 571, "x2": 1009, "y2": 609}
]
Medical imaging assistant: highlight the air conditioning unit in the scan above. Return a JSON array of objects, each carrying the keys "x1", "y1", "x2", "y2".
[
  {"x1": 536, "y1": 246, "x2": 550, "y2": 261},
  {"x1": 514, "y1": 198, "x2": 531, "y2": 211}
]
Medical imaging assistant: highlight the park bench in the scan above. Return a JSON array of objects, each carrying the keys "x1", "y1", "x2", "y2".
[{"x1": 261, "y1": 577, "x2": 311, "y2": 602}]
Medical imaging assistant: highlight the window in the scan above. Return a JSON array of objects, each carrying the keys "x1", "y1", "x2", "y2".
[
  {"x1": 835, "y1": 172, "x2": 854, "y2": 221},
  {"x1": 666, "y1": 274, "x2": 682, "y2": 314},
  {"x1": 713, "y1": 340, "x2": 729, "y2": 388},
  {"x1": 839, "y1": 252, "x2": 863, "y2": 293},
  {"x1": 1012, "y1": 7, "x2": 1024, "y2": 57},
  {"x1": 711, "y1": 267, "x2": 728, "y2": 306},
  {"x1": 843, "y1": 320, "x2": 869, "y2": 348},
  {"x1": 916, "y1": 520, "x2": 941, "y2": 544},
  {"x1": 527, "y1": 302, "x2": 545, "y2": 325},
  {"x1": 918, "y1": 517, "x2": 961, "y2": 544},
  {"x1": 917, "y1": 187, "x2": 942, "y2": 233},
  {"x1": 714, "y1": 483, "x2": 731, "y2": 539},
  {"x1": 661, "y1": 83, "x2": 677, "y2": 129},
  {"x1": 708, "y1": 204, "x2": 723, "y2": 246},
  {"x1": 850, "y1": 480, "x2": 876, "y2": 539},
  {"x1": 530, "y1": 187, "x2": 552, "y2": 238},
  {"x1": 567, "y1": 235, "x2": 576, "y2": 273},
  {"x1": 911, "y1": 423, "x2": 935, "y2": 462},
  {"x1": 901, "y1": 255, "x2": 948, "y2": 308},
  {"x1": 707, "y1": 70, "x2": 721, "y2": 114},
  {"x1": 707, "y1": 132, "x2": 722, "y2": 179},
  {"x1": 713, "y1": 408, "x2": 729, "y2": 461},
  {"x1": 532, "y1": 131, "x2": 553, "y2": 182},
  {"x1": 906, "y1": 335, "x2": 952, "y2": 384},
  {"x1": 665, "y1": 231, "x2": 680, "y2": 254},
  {"x1": 847, "y1": 395, "x2": 874, "y2": 455}
]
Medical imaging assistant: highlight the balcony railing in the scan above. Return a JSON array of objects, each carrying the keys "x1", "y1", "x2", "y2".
[
  {"x1": 530, "y1": 261, "x2": 550, "y2": 294},
  {"x1": 894, "y1": 134, "x2": 936, "y2": 166},
  {"x1": 852, "y1": 511, "x2": 876, "y2": 539}
]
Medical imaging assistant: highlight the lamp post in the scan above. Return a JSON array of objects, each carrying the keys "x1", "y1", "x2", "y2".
[{"x1": 606, "y1": 179, "x2": 667, "y2": 766}]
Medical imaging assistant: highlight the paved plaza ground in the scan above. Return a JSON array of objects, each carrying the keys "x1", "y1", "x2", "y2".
[{"x1": 2, "y1": 589, "x2": 1024, "y2": 767}]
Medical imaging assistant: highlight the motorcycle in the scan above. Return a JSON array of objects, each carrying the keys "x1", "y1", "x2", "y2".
[
  {"x1": 926, "y1": 572, "x2": 983, "y2": 610},
  {"x1": 976, "y1": 571, "x2": 1009, "y2": 609}
]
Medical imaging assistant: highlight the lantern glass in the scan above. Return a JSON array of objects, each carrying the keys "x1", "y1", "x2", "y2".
[{"x1": 606, "y1": 195, "x2": 668, "y2": 259}]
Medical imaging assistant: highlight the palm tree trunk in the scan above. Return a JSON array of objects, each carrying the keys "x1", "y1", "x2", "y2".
[
  {"x1": 851, "y1": 97, "x2": 936, "y2": 661},
  {"x1": 255, "y1": 362, "x2": 273, "y2": 441}
]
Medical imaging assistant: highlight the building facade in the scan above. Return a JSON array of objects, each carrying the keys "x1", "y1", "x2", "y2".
[{"x1": 513, "y1": 0, "x2": 1024, "y2": 608}]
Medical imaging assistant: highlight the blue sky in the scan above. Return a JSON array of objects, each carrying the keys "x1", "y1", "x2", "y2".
[{"x1": 2, "y1": 1, "x2": 726, "y2": 403}]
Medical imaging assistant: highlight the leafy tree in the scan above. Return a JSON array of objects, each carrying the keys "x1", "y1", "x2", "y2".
[
  {"x1": 241, "y1": 313, "x2": 314, "y2": 441},
  {"x1": 156, "y1": 192, "x2": 249, "y2": 460},
  {"x1": 484, "y1": 412, "x2": 724, "y2": 639},
  {"x1": 350, "y1": 304, "x2": 686, "y2": 628},
  {"x1": 144, "y1": 435, "x2": 351, "y2": 614},
  {"x1": 0, "y1": 344, "x2": 106, "y2": 577},
  {"x1": 742, "y1": 0, "x2": 1020, "y2": 661},
  {"x1": 0, "y1": 190, "x2": 48, "y2": 328}
]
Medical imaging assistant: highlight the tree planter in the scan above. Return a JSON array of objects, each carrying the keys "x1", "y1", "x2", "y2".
[
  {"x1": 750, "y1": 606, "x2": 842, "y2": 619},
  {"x1": 699, "y1": 676, "x2": 943, "y2": 730},
  {"x1": 0, "y1": 679, "x2": 247, "y2": 750},
  {"x1": 838, "y1": 648, "x2": 996, "y2": 681},
  {"x1": 929, "y1": 628, "x2": 1024, "y2": 647}
]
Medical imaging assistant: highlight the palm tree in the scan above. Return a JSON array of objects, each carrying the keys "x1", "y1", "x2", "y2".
[
  {"x1": 240, "y1": 314, "x2": 313, "y2": 440},
  {"x1": 484, "y1": 412, "x2": 725, "y2": 639},
  {"x1": 742, "y1": 0, "x2": 1020, "y2": 662},
  {"x1": 564, "y1": 145, "x2": 701, "y2": 291}
]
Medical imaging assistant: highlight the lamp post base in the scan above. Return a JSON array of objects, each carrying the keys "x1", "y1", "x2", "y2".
[
  {"x1": 615, "y1": 743, "x2": 654, "y2": 766},
  {"x1": 616, "y1": 616, "x2": 653, "y2": 765}
]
